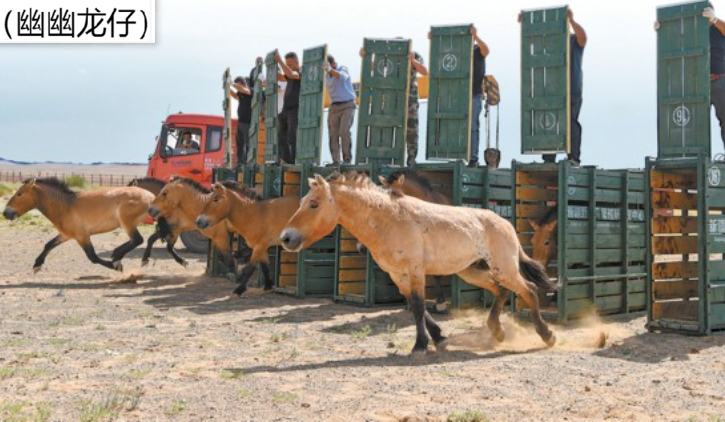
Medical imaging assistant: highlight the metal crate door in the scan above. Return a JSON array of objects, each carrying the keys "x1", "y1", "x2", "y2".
[
  {"x1": 296, "y1": 45, "x2": 328, "y2": 165},
  {"x1": 657, "y1": 1, "x2": 711, "y2": 158},
  {"x1": 264, "y1": 51, "x2": 280, "y2": 164},
  {"x1": 249, "y1": 62, "x2": 265, "y2": 165},
  {"x1": 356, "y1": 38, "x2": 411, "y2": 165},
  {"x1": 520, "y1": 6, "x2": 570, "y2": 155},
  {"x1": 426, "y1": 25, "x2": 473, "y2": 161}
]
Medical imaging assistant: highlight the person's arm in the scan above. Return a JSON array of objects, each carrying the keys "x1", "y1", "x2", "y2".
[
  {"x1": 234, "y1": 83, "x2": 251, "y2": 96},
  {"x1": 277, "y1": 71, "x2": 287, "y2": 82},
  {"x1": 327, "y1": 64, "x2": 349, "y2": 80},
  {"x1": 230, "y1": 89, "x2": 239, "y2": 100},
  {"x1": 568, "y1": 9, "x2": 587, "y2": 47},
  {"x1": 471, "y1": 25, "x2": 490, "y2": 57},
  {"x1": 705, "y1": 7, "x2": 725, "y2": 36},
  {"x1": 410, "y1": 52, "x2": 428, "y2": 76},
  {"x1": 274, "y1": 52, "x2": 300, "y2": 80}
]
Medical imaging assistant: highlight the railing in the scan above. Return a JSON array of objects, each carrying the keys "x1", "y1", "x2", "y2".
[{"x1": 0, "y1": 171, "x2": 143, "y2": 187}]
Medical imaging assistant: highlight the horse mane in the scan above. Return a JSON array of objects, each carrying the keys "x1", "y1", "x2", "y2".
[
  {"x1": 384, "y1": 168, "x2": 435, "y2": 193},
  {"x1": 24, "y1": 177, "x2": 78, "y2": 201},
  {"x1": 221, "y1": 181, "x2": 262, "y2": 201},
  {"x1": 326, "y1": 171, "x2": 376, "y2": 188},
  {"x1": 128, "y1": 177, "x2": 166, "y2": 190},
  {"x1": 537, "y1": 206, "x2": 558, "y2": 225},
  {"x1": 174, "y1": 177, "x2": 212, "y2": 194}
]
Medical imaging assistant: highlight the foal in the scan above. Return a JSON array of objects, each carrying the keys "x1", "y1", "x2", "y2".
[
  {"x1": 3, "y1": 177, "x2": 153, "y2": 272},
  {"x1": 195, "y1": 182, "x2": 300, "y2": 295},
  {"x1": 280, "y1": 172, "x2": 557, "y2": 357}
]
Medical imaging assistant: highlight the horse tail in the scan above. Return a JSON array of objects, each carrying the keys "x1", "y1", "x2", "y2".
[{"x1": 518, "y1": 248, "x2": 558, "y2": 293}]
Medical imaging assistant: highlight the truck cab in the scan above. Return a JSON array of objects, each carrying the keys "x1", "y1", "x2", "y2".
[
  {"x1": 146, "y1": 113, "x2": 238, "y2": 253},
  {"x1": 147, "y1": 113, "x2": 237, "y2": 186}
]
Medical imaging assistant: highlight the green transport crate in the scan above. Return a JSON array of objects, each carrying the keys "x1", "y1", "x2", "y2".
[
  {"x1": 646, "y1": 156, "x2": 725, "y2": 334},
  {"x1": 656, "y1": 1, "x2": 711, "y2": 159},
  {"x1": 296, "y1": 44, "x2": 328, "y2": 165},
  {"x1": 512, "y1": 161, "x2": 647, "y2": 322}
]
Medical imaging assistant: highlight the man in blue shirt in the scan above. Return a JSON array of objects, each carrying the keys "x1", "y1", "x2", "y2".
[
  {"x1": 468, "y1": 25, "x2": 490, "y2": 168},
  {"x1": 705, "y1": 5, "x2": 725, "y2": 149},
  {"x1": 541, "y1": 9, "x2": 586, "y2": 167},
  {"x1": 324, "y1": 55, "x2": 357, "y2": 165}
]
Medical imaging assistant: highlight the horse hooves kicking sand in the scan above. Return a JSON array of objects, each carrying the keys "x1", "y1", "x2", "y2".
[{"x1": 280, "y1": 171, "x2": 558, "y2": 357}]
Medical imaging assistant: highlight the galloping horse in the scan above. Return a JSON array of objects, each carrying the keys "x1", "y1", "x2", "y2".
[
  {"x1": 126, "y1": 177, "x2": 186, "y2": 266},
  {"x1": 195, "y1": 181, "x2": 300, "y2": 295},
  {"x1": 2, "y1": 177, "x2": 154, "y2": 272},
  {"x1": 380, "y1": 169, "x2": 452, "y2": 312},
  {"x1": 147, "y1": 178, "x2": 244, "y2": 272},
  {"x1": 280, "y1": 172, "x2": 557, "y2": 356}
]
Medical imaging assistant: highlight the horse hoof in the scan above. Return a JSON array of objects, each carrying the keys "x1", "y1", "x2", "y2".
[
  {"x1": 181, "y1": 260, "x2": 189, "y2": 268},
  {"x1": 141, "y1": 260, "x2": 149, "y2": 267},
  {"x1": 544, "y1": 332, "x2": 557, "y2": 348},
  {"x1": 435, "y1": 339, "x2": 449, "y2": 352},
  {"x1": 493, "y1": 329, "x2": 506, "y2": 343},
  {"x1": 113, "y1": 261, "x2": 123, "y2": 272},
  {"x1": 435, "y1": 303, "x2": 450, "y2": 314},
  {"x1": 409, "y1": 350, "x2": 427, "y2": 361},
  {"x1": 32, "y1": 266, "x2": 42, "y2": 274}
]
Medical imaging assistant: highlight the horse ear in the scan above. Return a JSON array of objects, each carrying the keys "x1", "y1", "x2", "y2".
[
  {"x1": 528, "y1": 218, "x2": 540, "y2": 231},
  {"x1": 546, "y1": 220, "x2": 558, "y2": 230},
  {"x1": 29, "y1": 178, "x2": 37, "y2": 186},
  {"x1": 314, "y1": 174, "x2": 326, "y2": 185},
  {"x1": 393, "y1": 175, "x2": 405, "y2": 187},
  {"x1": 378, "y1": 175, "x2": 389, "y2": 187},
  {"x1": 308, "y1": 178, "x2": 318, "y2": 189},
  {"x1": 212, "y1": 182, "x2": 225, "y2": 193}
]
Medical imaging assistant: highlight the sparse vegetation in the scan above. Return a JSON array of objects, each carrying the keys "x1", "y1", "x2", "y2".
[
  {"x1": 0, "y1": 367, "x2": 51, "y2": 379},
  {"x1": 271, "y1": 332, "x2": 291, "y2": 343},
  {"x1": 165, "y1": 400, "x2": 186, "y2": 417},
  {"x1": 79, "y1": 387, "x2": 143, "y2": 422},
  {"x1": 351, "y1": 325, "x2": 372, "y2": 340},
  {"x1": 0, "y1": 183, "x2": 12, "y2": 197},
  {"x1": 447, "y1": 410, "x2": 490, "y2": 422},
  {"x1": 125, "y1": 368, "x2": 150, "y2": 380},
  {"x1": 221, "y1": 369, "x2": 246, "y2": 379},
  {"x1": 0, "y1": 400, "x2": 52, "y2": 422},
  {"x1": 272, "y1": 392, "x2": 297, "y2": 403},
  {"x1": 237, "y1": 389, "x2": 253, "y2": 399}
]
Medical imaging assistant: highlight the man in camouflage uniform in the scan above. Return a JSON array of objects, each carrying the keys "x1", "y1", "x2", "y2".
[{"x1": 407, "y1": 51, "x2": 428, "y2": 167}]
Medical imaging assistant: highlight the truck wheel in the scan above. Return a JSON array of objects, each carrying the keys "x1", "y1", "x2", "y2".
[{"x1": 180, "y1": 230, "x2": 209, "y2": 254}]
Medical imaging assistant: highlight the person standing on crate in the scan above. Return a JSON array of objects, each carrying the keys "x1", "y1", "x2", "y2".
[
  {"x1": 230, "y1": 76, "x2": 253, "y2": 165},
  {"x1": 468, "y1": 25, "x2": 490, "y2": 168},
  {"x1": 705, "y1": 4, "x2": 725, "y2": 149},
  {"x1": 275, "y1": 51, "x2": 301, "y2": 165},
  {"x1": 324, "y1": 54, "x2": 357, "y2": 165},
  {"x1": 532, "y1": 9, "x2": 586, "y2": 167}
]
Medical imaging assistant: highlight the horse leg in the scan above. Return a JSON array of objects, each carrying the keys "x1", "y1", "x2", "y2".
[
  {"x1": 232, "y1": 264, "x2": 256, "y2": 296},
  {"x1": 511, "y1": 277, "x2": 556, "y2": 347},
  {"x1": 456, "y1": 267, "x2": 506, "y2": 342},
  {"x1": 434, "y1": 275, "x2": 448, "y2": 313},
  {"x1": 111, "y1": 228, "x2": 144, "y2": 271},
  {"x1": 164, "y1": 233, "x2": 187, "y2": 267},
  {"x1": 33, "y1": 234, "x2": 69, "y2": 273},
  {"x1": 141, "y1": 231, "x2": 161, "y2": 266},
  {"x1": 423, "y1": 310, "x2": 448, "y2": 350},
  {"x1": 260, "y1": 261, "x2": 274, "y2": 291},
  {"x1": 79, "y1": 240, "x2": 116, "y2": 270},
  {"x1": 391, "y1": 271, "x2": 429, "y2": 357}
]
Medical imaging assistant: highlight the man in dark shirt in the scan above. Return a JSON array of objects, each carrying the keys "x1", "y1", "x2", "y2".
[
  {"x1": 407, "y1": 51, "x2": 428, "y2": 167},
  {"x1": 542, "y1": 9, "x2": 586, "y2": 166},
  {"x1": 468, "y1": 25, "x2": 490, "y2": 168},
  {"x1": 230, "y1": 77, "x2": 253, "y2": 165},
  {"x1": 275, "y1": 51, "x2": 301, "y2": 164},
  {"x1": 705, "y1": 5, "x2": 725, "y2": 148}
]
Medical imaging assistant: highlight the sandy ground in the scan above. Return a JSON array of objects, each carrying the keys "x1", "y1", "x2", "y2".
[{"x1": 0, "y1": 198, "x2": 724, "y2": 421}]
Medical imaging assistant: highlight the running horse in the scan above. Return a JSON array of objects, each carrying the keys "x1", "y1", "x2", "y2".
[
  {"x1": 379, "y1": 169, "x2": 452, "y2": 312},
  {"x1": 2, "y1": 177, "x2": 153, "y2": 272},
  {"x1": 147, "y1": 177, "x2": 249, "y2": 274},
  {"x1": 280, "y1": 172, "x2": 557, "y2": 357},
  {"x1": 195, "y1": 181, "x2": 300, "y2": 295},
  {"x1": 528, "y1": 207, "x2": 558, "y2": 270}
]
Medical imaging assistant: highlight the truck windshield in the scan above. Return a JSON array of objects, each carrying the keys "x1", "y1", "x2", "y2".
[{"x1": 160, "y1": 126, "x2": 202, "y2": 158}]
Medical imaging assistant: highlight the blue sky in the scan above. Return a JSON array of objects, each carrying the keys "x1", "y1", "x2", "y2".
[{"x1": 0, "y1": 0, "x2": 721, "y2": 168}]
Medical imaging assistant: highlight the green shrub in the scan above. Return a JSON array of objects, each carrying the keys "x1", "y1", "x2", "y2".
[
  {"x1": 0, "y1": 184, "x2": 12, "y2": 197},
  {"x1": 64, "y1": 175, "x2": 86, "y2": 189}
]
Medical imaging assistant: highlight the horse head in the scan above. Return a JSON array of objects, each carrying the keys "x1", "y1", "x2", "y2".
[
  {"x1": 149, "y1": 179, "x2": 186, "y2": 219},
  {"x1": 280, "y1": 173, "x2": 338, "y2": 252},
  {"x1": 3, "y1": 179, "x2": 40, "y2": 220},
  {"x1": 529, "y1": 218, "x2": 557, "y2": 269},
  {"x1": 195, "y1": 182, "x2": 231, "y2": 230}
]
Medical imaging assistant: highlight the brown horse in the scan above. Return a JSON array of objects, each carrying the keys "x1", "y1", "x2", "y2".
[
  {"x1": 147, "y1": 178, "x2": 244, "y2": 273},
  {"x1": 126, "y1": 177, "x2": 188, "y2": 266},
  {"x1": 528, "y1": 207, "x2": 558, "y2": 270},
  {"x1": 195, "y1": 181, "x2": 300, "y2": 295},
  {"x1": 380, "y1": 169, "x2": 452, "y2": 312},
  {"x1": 280, "y1": 172, "x2": 557, "y2": 357},
  {"x1": 2, "y1": 177, "x2": 153, "y2": 272}
]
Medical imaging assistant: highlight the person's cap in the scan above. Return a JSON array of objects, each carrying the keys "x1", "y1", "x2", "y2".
[{"x1": 327, "y1": 55, "x2": 335, "y2": 65}]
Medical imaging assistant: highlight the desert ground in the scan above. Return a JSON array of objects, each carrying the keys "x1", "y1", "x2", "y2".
[{"x1": 1, "y1": 186, "x2": 724, "y2": 422}]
